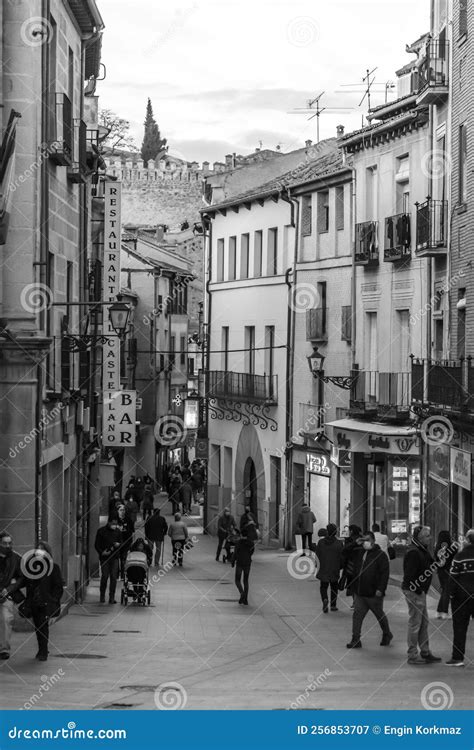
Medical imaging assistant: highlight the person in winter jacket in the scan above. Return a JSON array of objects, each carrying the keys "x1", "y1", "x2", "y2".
[
  {"x1": 346, "y1": 532, "x2": 392, "y2": 649},
  {"x1": 239, "y1": 505, "x2": 258, "y2": 534},
  {"x1": 94, "y1": 518, "x2": 122, "y2": 603},
  {"x1": 113, "y1": 504, "x2": 135, "y2": 579},
  {"x1": 0, "y1": 531, "x2": 24, "y2": 660},
  {"x1": 168, "y1": 513, "x2": 189, "y2": 567},
  {"x1": 168, "y1": 471, "x2": 182, "y2": 515},
  {"x1": 233, "y1": 525, "x2": 255, "y2": 605},
  {"x1": 296, "y1": 502, "x2": 316, "y2": 556},
  {"x1": 341, "y1": 525, "x2": 363, "y2": 608},
  {"x1": 434, "y1": 530, "x2": 457, "y2": 619},
  {"x1": 23, "y1": 542, "x2": 63, "y2": 662},
  {"x1": 216, "y1": 508, "x2": 236, "y2": 561},
  {"x1": 145, "y1": 509, "x2": 168, "y2": 567},
  {"x1": 446, "y1": 529, "x2": 474, "y2": 666},
  {"x1": 316, "y1": 524, "x2": 343, "y2": 612},
  {"x1": 401, "y1": 526, "x2": 441, "y2": 665},
  {"x1": 180, "y1": 479, "x2": 193, "y2": 516}
]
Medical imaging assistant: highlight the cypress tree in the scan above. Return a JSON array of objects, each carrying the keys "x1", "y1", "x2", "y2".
[{"x1": 140, "y1": 98, "x2": 167, "y2": 165}]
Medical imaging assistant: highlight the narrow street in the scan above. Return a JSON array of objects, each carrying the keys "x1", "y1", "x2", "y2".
[{"x1": 2, "y1": 513, "x2": 471, "y2": 711}]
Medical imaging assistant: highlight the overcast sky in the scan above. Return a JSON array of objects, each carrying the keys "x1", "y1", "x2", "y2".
[{"x1": 98, "y1": 0, "x2": 429, "y2": 163}]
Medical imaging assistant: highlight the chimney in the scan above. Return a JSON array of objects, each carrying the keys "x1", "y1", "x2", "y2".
[
  {"x1": 225, "y1": 154, "x2": 233, "y2": 168},
  {"x1": 155, "y1": 225, "x2": 164, "y2": 242},
  {"x1": 305, "y1": 139, "x2": 312, "y2": 147},
  {"x1": 336, "y1": 124, "x2": 345, "y2": 138}
]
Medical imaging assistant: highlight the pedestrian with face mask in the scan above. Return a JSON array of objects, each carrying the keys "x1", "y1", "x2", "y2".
[
  {"x1": 346, "y1": 532, "x2": 392, "y2": 649},
  {"x1": 216, "y1": 507, "x2": 235, "y2": 562},
  {"x1": 0, "y1": 532, "x2": 24, "y2": 661}
]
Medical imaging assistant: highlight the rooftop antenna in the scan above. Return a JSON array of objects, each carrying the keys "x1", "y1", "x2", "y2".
[
  {"x1": 359, "y1": 67, "x2": 378, "y2": 112},
  {"x1": 287, "y1": 91, "x2": 355, "y2": 143}
]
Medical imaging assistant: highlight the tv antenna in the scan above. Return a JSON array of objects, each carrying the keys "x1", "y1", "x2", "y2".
[{"x1": 287, "y1": 91, "x2": 355, "y2": 143}]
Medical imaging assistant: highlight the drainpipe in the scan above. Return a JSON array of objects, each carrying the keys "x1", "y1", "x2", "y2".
[
  {"x1": 203, "y1": 214, "x2": 212, "y2": 534},
  {"x1": 280, "y1": 187, "x2": 299, "y2": 550}
]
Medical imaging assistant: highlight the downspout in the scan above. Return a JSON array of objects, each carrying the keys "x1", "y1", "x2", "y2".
[
  {"x1": 280, "y1": 188, "x2": 298, "y2": 550},
  {"x1": 203, "y1": 213, "x2": 212, "y2": 535}
]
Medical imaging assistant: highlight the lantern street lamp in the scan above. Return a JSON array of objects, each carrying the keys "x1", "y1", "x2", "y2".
[{"x1": 108, "y1": 300, "x2": 131, "y2": 340}]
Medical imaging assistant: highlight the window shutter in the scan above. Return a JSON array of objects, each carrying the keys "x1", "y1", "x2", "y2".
[{"x1": 301, "y1": 195, "x2": 312, "y2": 236}]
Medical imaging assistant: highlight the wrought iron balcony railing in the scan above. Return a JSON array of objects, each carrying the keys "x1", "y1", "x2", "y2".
[
  {"x1": 306, "y1": 308, "x2": 327, "y2": 341},
  {"x1": 384, "y1": 213, "x2": 411, "y2": 261},
  {"x1": 411, "y1": 357, "x2": 469, "y2": 411},
  {"x1": 415, "y1": 198, "x2": 448, "y2": 254},
  {"x1": 418, "y1": 38, "x2": 449, "y2": 98},
  {"x1": 206, "y1": 370, "x2": 278, "y2": 404},
  {"x1": 350, "y1": 370, "x2": 411, "y2": 420},
  {"x1": 355, "y1": 221, "x2": 379, "y2": 266},
  {"x1": 49, "y1": 93, "x2": 73, "y2": 166}
]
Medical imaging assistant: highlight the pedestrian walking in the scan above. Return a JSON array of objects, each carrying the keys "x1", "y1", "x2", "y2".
[
  {"x1": 346, "y1": 532, "x2": 392, "y2": 649},
  {"x1": 296, "y1": 502, "x2": 316, "y2": 556},
  {"x1": 446, "y1": 528, "x2": 474, "y2": 667},
  {"x1": 142, "y1": 483, "x2": 155, "y2": 522},
  {"x1": 108, "y1": 489, "x2": 123, "y2": 517},
  {"x1": 0, "y1": 531, "x2": 24, "y2": 661},
  {"x1": 134, "y1": 477, "x2": 145, "y2": 514},
  {"x1": 191, "y1": 463, "x2": 203, "y2": 502},
  {"x1": 233, "y1": 524, "x2": 255, "y2": 605},
  {"x1": 181, "y1": 462, "x2": 192, "y2": 482},
  {"x1": 94, "y1": 517, "x2": 122, "y2": 604},
  {"x1": 372, "y1": 523, "x2": 389, "y2": 556},
  {"x1": 434, "y1": 530, "x2": 457, "y2": 619},
  {"x1": 239, "y1": 505, "x2": 257, "y2": 533},
  {"x1": 180, "y1": 479, "x2": 193, "y2": 516},
  {"x1": 114, "y1": 504, "x2": 134, "y2": 579},
  {"x1": 341, "y1": 525, "x2": 363, "y2": 609},
  {"x1": 401, "y1": 525, "x2": 441, "y2": 665},
  {"x1": 144, "y1": 509, "x2": 168, "y2": 567},
  {"x1": 23, "y1": 542, "x2": 63, "y2": 662},
  {"x1": 168, "y1": 471, "x2": 182, "y2": 515},
  {"x1": 168, "y1": 513, "x2": 189, "y2": 567},
  {"x1": 216, "y1": 508, "x2": 236, "y2": 561},
  {"x1": 124, "y1": 488, "x2": 139, "y2": 526},
  {"x1": 316, "y1": 523, "x2": 343, "y2": 613}
]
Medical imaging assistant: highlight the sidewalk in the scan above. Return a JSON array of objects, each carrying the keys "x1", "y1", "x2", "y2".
[{"x1": 1, "y1": 519, "x2": 472, "y2": 711}]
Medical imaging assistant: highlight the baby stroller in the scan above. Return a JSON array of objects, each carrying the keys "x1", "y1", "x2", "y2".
[
  {"x1": 121, "y1": 550, "x2": 151, "y2": 606},
  {"x1": 222, "y1": 529, "x2": 240, "y2": 563}
]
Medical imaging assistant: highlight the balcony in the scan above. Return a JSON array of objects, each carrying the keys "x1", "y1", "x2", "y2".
[
  {"x1": 49, "y1": 93, "x2": 73, "y2": 166},
  {"x1": 415, "y1": 198, "x2": 448, "y2": 256},
  {"x1": 411, "y1": 358, "x2": 469, "y2": 412},
  {"x1": 306, "y1": 308, "x2": 327, "y2": 342},
  {"x1": 384, "y1": 213, "x2": 411, "y2": 262},
  {"x1": 68, "y1": 119, "x2": 88, "y2": 183},
  {"x1": 350, "y1": 370, "x2": 411, "y2": 422},
  {"x1": 355, "y1": 221, "x2": 379, "y2": 266},
  {"x1": 417, "y1": 38, "x2": 449, "y2": 105},
  {"x1": 206, "y1": 370, "x2": 278, "y2": 405}
]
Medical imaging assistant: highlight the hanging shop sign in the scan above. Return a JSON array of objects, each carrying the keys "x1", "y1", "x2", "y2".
[
  {"x1": 334, "y1": 430, "x2": 419, "y2": 456},
  {"x1": 184, "y1": 398, "x2": 199, "y2": 430},
  {"x1": 103, "y1": 390, "x2": 137, "y2": 447},
  {"x1": 428, "y1": 443, "x2": 450, "y2": 485},
  {"x1": 450, "y1": 447, "x2": 472, "y2": 491},
  {"x1": 391, "y1": 519, "x2": 408, "y2": 534},
  {"x1": 102, "y1": 180, "x2": 121, "y2": 393},
  {"x1": 195, "y1": 438, "x2": 208, "y2": 460},
  {"x1": 330, "y1": 446, "x2": 351, "y2": 469},
  {"x1": 306, "y1": 453, "x2": 331, "y2": 476}
]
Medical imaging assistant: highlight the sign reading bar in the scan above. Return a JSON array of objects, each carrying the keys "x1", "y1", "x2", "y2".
[
  {"x1": 306, "y1": 453, "x2": 331, "y2": 476},
  {"x1": 450, "y1": 447, "x2": 471, "y2": 491},
  {"x1": 103, "y1": 390, "x2": 137, "y2": 447},
  {"x1": 102, "y1": 180, "x2": 121, "y2": 392}
]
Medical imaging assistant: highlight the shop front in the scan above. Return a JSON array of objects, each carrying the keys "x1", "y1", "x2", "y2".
[{"x1": 327, "y1": 419, "x2": 422, "y2": 549}]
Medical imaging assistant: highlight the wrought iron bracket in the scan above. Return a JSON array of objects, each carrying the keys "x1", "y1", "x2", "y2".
[
  {"x1": 208, "y1": 398, "x2": 278, "y2": 431},
  {"x1": 315, "y1": 373, "x2": 359, "y2": 390},
  {"x1": 63, "y1": 334, "x2": 112, "y2": 351}
]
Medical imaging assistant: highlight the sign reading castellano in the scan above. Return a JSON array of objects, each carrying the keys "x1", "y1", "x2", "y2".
[{"x1": 101, "y1": 181, "x2": 136, "y2": 448}]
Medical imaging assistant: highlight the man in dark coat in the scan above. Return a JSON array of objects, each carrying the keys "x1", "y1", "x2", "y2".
[
  {"x1": 24, "y1": 542, "x2": 63, "y2": 661},
  {"x1": 144, "y1": 509, "x2": 168, "y2": 567},
  {"x1": 316, "y1": 523, "x2": 343, "y2": 613},
  {"x1": 113, "y1": 505, "x2": 134, "y2": 579},
  {"x1": 296, "y1": 502, "x2": 317, "y2": 556},
  {"x1": 233, "y1": 525, "x2": 255, "y2": 605},
  {"x1": 216, "y1": 508, "x2": 236, "y2": 562},
  {"x1": 180, "y1": 479, "x2": 193, "y2": 516},
  {"x1": 446, "y1": 528, "x2": 474, "y2": 666},
  {"x1": 346, "y1": 532, "x2": 392, "y2": 649},
  {"x1": 402, "y1": 525, "x2": 441, "y2": 665},
  {"x1": 95, "y1": 518, "x2": 122, "y2": 603},
  {"x1": 0, "y1": 531, "x2": 24, "y2": 660}
]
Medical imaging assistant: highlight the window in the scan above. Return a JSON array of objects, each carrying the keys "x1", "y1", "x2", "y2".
[
  {"x1": 229, "y1": 236, "x2": 237, "y2": 280},
  {"x1": 244, "y1": 326, "x2": 255, "y2": 374},
  {"x1": 264, "y1": 326, "x2": 275, "y2": 377},
  {"x1": 267, "y1": 227, "x2": 278, "y2": 275},
  {"x1": 365, "y1": 312, "x2": 378, "y2": 373},
  {"x1": 68, "y1": 47, "x2": 74, "y2": 112},
  {"x1": 366, "y1": 166, "x2": 377, "y2": 219},
  {"x1": 457, "y1": 289, "x2": 466, "y2": 359},
  {"x1": 341, "y1": 305, "x2": 352, "y2": 342},
  {"x1": 221, "y1": 326, "x2": 229, "y2": 371},
  {"x1": 459, "y1": 0, "x2": 467, "y2": 37},
  {"x1": 317, "y1": 191, "x2": 329, "y2": 233},
  {"x1": 395, "y1": 310, "x2": 410, "y2": 371},
  {"x1": 335, "y1": 186, "x2": 344, "y2": 230},
  {"x1": 301, "y1": 195, "x2": 312, "y2": 236},
  {"x1": 169, "y1": 335, "x2": 175, "y2": 369},
  {"x1": 459, "y1": 123, "x2": 468, "y2": 204},
  {"x1": 254, "y1": 230, "x2": 263, "y2": 277},
  {"x1": 240, "y1": 233, "x2": 249, "y2": 279},
  {"x1": 306, "y1": 282, "x2": 327, "y2": 341},
  {"x1": 180, "y1": 335, "x2": 186, "y2": 365},
  {"x1": 216, "y1": 238, "x2": 224, "y2": 281}
]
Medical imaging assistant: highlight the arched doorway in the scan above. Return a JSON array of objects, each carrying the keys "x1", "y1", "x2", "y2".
[{"x1": 243, "y1": 457, "x2": 258, "y2": 523}]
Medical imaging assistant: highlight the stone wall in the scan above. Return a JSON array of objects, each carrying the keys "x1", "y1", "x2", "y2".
[{"x1": 121, "y1": 179, "x2": 204, "y2": 230}]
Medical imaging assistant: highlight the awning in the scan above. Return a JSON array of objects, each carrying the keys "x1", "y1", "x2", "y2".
[{"x1": 326, "y1": 418, "x2": 420, "y2": 456}]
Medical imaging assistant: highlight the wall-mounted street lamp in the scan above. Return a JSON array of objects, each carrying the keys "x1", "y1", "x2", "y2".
[
  {"x1": 307, "y1": 346, "x2": 359, "y2": 390},
  {"x1": 108, "y1": 300, "x2": 131, "y2": 340}
]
